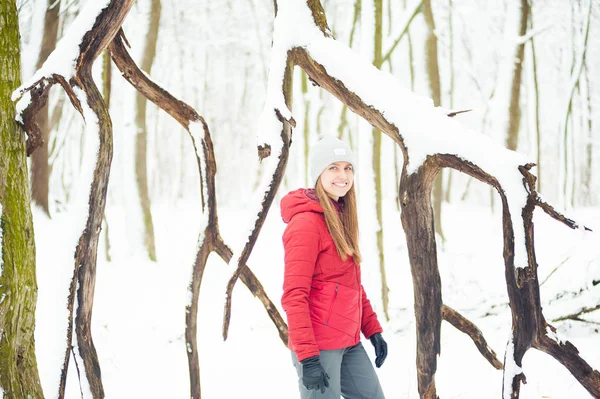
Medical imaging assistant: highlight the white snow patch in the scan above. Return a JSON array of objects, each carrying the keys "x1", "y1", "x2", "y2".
[
  {"x1": 14, "y1": 91, "x2": 31, "y2": 124},
  {"x1": 12, "y1": 0, "x2": 111, "y2": 118},
  {"x1": 255, "y1": 2, "x2": 297, "y2": 151},
  {"x1": 503, "y1": 337, "x2": 523, "y2": 399},
  {"x1": 546, "y1": 326, "x2": 567, "y2": 346},
  {"x1": 229, "y1": 4, "x2": 299, "y2": 271},
  {"x1": 186, "y1": 121, "x2": 211, "y2": 306}
]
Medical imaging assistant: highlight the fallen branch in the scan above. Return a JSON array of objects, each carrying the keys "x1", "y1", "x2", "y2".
[
  {"x1": 535, "y1": 197, "x2": 592, "y2": 232},
  {"x1": 442, "y1": 305, "x2": 503, "y2": 369},
  {"x1": 553, "y1": 304, "x2": 600, "y2": 323}
]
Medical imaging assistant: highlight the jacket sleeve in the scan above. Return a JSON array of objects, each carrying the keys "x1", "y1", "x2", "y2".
[
  {"x1": 281, "y1": 214, "x2": 321, "y2": 361},
  {"x1": 360, "y1": 285, "x2": 383, "y2": 339}
]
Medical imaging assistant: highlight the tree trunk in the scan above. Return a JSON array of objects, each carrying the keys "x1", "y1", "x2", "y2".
[
  {"x1": 135, "y1": 0, "x2": 161, "y2": 261},
  {"x1": 399, "y1": 160, "x2": 442, "y2": 398},
  {"x1": 582, "y1": 62, "x2": 592, "y2": 205},
  {"x1": 444, "y1": 0, "x2": 454, "y2": 203},
  {"x1": 372, "y1": 0, "x2": 389, "y2": 321},
  {"x1": 422, "y1": 0, "x2": 444, "y2": 242},
  {"x1": 0, "y1": 0, "x2": 44, "y2": 396},
  {"x1": 529, "y1": 13, "x2": 541, "y2": 192},
  {"x1": 302, "y1": 71, "x2": 311, "y2": 187},
  {"x1": 562, "y1": 0, "x2": 592, "y2": 207},
  {"x1": 102, "y1": 49, "x2": 112, "y2": 262},
  {"x1": 505, "y1": 0, "x2": 528, "y2": 151},
  {"x1": 31, "y1": 0, "x2": 61, "y2": 215}
]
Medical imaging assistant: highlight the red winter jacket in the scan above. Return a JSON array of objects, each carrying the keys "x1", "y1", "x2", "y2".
[{"x1": 280, "y1": 188, "x2": 383, "y2": 361}]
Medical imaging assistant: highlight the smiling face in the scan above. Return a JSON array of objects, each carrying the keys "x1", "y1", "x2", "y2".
[{"x1": 318, "y1": 161, "x2": 354, "y2": 201}]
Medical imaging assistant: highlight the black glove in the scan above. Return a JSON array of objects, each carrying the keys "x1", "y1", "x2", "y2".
[
  {"x1": 369, "y1": 333, "x2": 388, "y2": 368},
  {"x1": 300, "y1": 355, "x2": 330, "y2": 393}
]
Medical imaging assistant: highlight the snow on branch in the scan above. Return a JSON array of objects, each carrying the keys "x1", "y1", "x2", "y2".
[
  {"x1": 277, "y1": 0, "x2": 532, "y2": 267},
  {"x1": 12, "y1": 0, "x2": 111, "y2": 114},
  {"x1": 221, "y1": 3, "x2": 302, "y2": 341},
  {"x1": 503, "y1": 337, "x2": 525, "y2": 399}
]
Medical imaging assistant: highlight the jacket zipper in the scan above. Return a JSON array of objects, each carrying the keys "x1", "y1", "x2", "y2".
[{"x1": 324, "y1": 283, "x2": 339, "y2": 326}]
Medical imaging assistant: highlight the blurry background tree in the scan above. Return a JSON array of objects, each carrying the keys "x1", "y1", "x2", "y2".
[
  {"x1": 134, "y1": 0, "x2": 161, "y2": 261},
  {"x1": 30, "y1": 0, "x2": 60, "y2": 216}
]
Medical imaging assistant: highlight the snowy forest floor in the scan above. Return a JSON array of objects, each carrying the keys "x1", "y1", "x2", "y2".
[{"x1": 32, "y1": 199, "x2": 599, "y2": 398}]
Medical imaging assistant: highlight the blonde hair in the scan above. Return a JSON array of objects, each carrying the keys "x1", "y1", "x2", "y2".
[{"x1": 315, "y1": 179, "x2": 362, "y2": 264}]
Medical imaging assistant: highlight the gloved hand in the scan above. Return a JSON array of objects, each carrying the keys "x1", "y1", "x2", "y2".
[
  {"x1": 300, "y1": 355, "x2": 330, "y2": 393},
  {"x1": 369, "y1": 333, "x2": 388, "y2": 368}
]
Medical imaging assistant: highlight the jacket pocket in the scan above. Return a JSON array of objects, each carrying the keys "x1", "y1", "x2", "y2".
[{"x1": 324, "y1": 283, "x2": 339, "y2": 326}]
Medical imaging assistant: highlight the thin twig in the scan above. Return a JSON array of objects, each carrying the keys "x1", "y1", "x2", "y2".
[
  {"x1": 553, "y1": 304, "x2": 600, "y2": 323},
  {"x1": 535, "y1": 197, "x2": 592, "y2": 231}
]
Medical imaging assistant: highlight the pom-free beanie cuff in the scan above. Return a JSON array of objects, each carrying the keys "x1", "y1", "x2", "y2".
[{"x1": 309, "y1": 135, "x2": 355, "y2": 187}]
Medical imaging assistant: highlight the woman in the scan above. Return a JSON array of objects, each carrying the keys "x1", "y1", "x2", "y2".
[{"x1": 281, "y1": 135, "x2": 387, "y2": 398}]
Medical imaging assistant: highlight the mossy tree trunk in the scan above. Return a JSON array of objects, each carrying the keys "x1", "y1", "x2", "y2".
[
  {"x1": 0, "y1": 0, "x2": 44, "y2": 396},
  {"x1": 135, "y1": 0, "x2": 161, "y2": 261}
]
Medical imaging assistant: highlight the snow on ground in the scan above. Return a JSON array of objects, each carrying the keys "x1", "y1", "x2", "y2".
[{"x1": 34, "y1": 197, "x2": 599, "y2": 398}]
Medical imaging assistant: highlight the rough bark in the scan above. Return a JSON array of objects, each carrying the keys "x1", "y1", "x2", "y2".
[
  {"x1": 31, "y1": 0, "x2": 61, "y2": 215},
  {"x1": 135, "y1": 0, "x2": 161, "y2": 262},
  {"x1": 71, "y1": 66, "x2": 112, "y2": 399},
  {"x1": 0, "y1": 1, "x2": 44, "y2": 396},
  {"x1": 399, "y1": 157, "x2": 442, "y2": 398}
]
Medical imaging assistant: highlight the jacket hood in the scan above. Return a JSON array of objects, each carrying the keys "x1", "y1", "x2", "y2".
[{"x1": 280, "y1": 189, "x2": 324, "y2": 223}]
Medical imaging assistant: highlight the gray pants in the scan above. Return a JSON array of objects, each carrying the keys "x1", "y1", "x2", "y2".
[{"x1": 291, "y1": 342, "x2": 385, "y2": 399}]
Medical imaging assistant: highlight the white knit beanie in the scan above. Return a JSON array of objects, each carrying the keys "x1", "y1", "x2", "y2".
[{"x1": 309, "y1": 135, "x2": 355, "y2": 187}]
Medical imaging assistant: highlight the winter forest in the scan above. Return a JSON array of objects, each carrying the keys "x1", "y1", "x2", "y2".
[{"x1": 0, "y1": 0, "x2": 599, "y2": 398}]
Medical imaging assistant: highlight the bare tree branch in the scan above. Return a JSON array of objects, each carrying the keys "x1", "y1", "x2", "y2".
[
  {"x1": 553, "y1": 304, "x2": 600, "y2": 323},
  {"x1": 109, "y1": 29, "x2": 288, "y2": 399},
  {"x1": 442, "y1": 305, "x2": 503, "y2": 369},
  {"x1": 535, "y1": 197, "x2": 592, "y2": 231}
]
